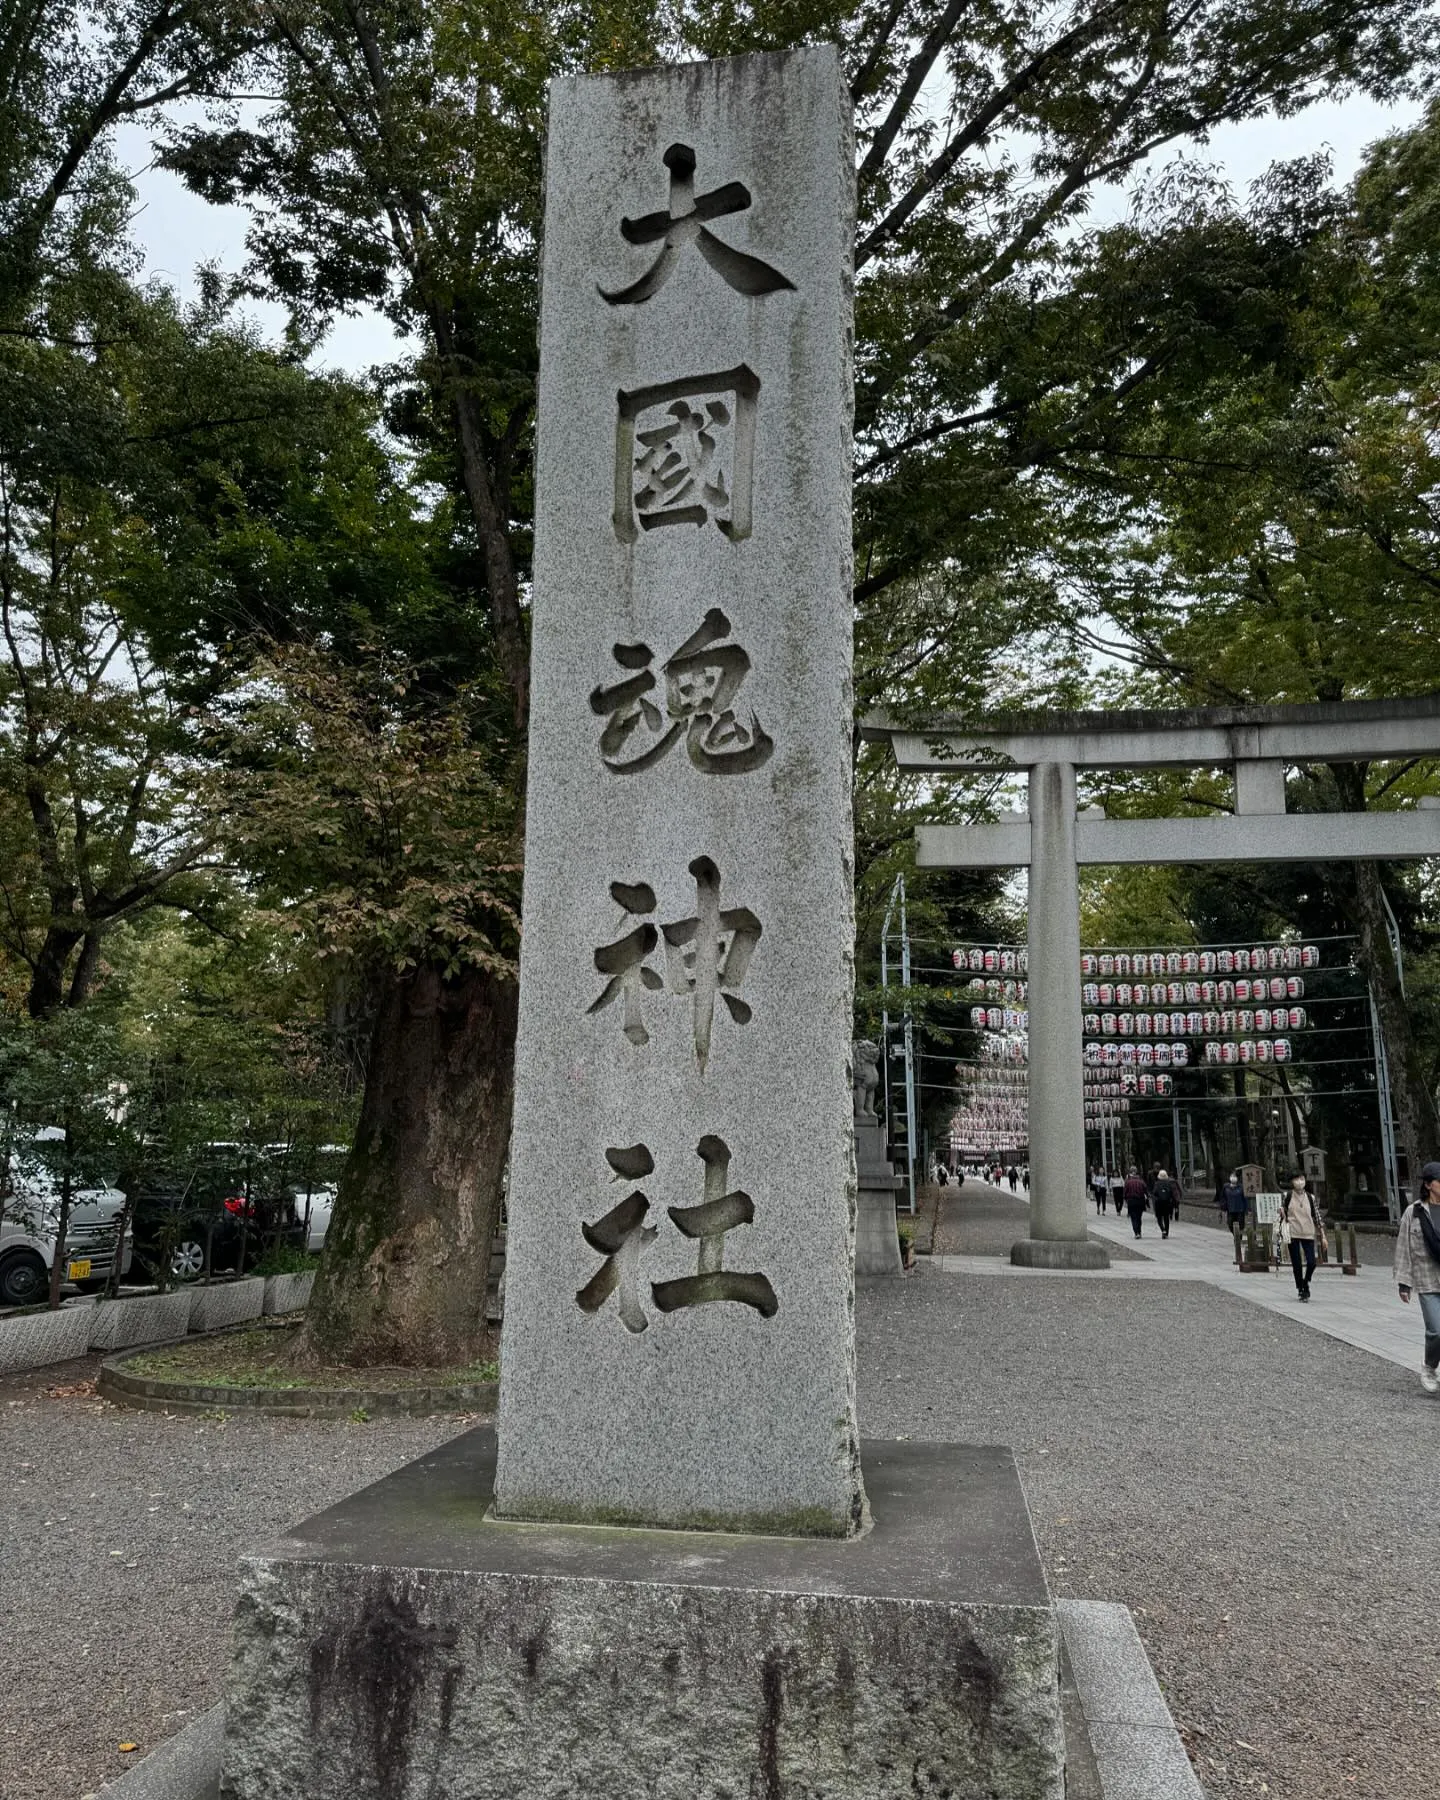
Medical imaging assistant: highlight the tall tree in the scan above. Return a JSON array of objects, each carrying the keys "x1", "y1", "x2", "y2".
[
  {"x1": 158, "y1": 0, "x2": 1432, "y2": 1359},
  {"x1": 0, "y1": 273, "x2": 404, "y2": 1019},
  {"x1": 1069, "y1": 109, "x2": 1440, "y2": 1170},
  {"x1": 0, "y1": 0, "x2": 257, "y2": 315}
]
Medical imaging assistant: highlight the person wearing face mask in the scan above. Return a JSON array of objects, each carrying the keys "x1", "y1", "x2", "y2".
[
  {"x1": 1279, "y1": 1170, "x2": 1326, "y2": 1302},
  {"x1": 1393, "y1": 1162, "x2": 1440, "y2": 1392}
]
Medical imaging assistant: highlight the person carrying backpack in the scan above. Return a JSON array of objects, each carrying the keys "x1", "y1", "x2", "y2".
[
  {"x1": 1151, "y1": 1168, "x2": 1181, "y2": 1239},
  {"x1": 1394, "y1": 1161, "x2": 1440, "y2": 1392},
  {"x1": 1122, "y1": 1167, "x2": 1150, "y2": 1238}
]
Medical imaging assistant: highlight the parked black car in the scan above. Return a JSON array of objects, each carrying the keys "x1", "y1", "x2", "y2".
[{"x1": 126, "y1": 1145, "x2": 304, "y2": 1282}]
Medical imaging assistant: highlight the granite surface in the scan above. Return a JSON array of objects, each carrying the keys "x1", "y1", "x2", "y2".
[
  {"x1": 497, "y1": 47, "x2": 863, "y2": 1534},
  {"x1": 221, "y1": 1429, "x2": 1064, "y2": 1800}
]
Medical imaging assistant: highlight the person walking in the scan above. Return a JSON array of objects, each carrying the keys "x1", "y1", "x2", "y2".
[
  {"x1": 1122, "y1": 1166, "x2": 1150, "y2": 1238},
  {"x1": 1007, "y1": 1165, "x2": 1018, "y2": 1195},
  {"x1": 1151, "y1": 1168, "x2": 1180, "y2": 1239},
  {"x1": 1393, "y1": 1161, "x2": 1440, "y2": 1391},
  {"x1": 1222, "y1": 1172, "x2": 1248, "y2": 1260},
  {"x1": 1279, "y1": 1170, "x2": 1325, "y2": 1302},
  {"x1": 1108, "y1": 1168, "x2": 1124, "y2": 1215},
  {"x1": 1091, "y1": 1166, "x2": 1108, "y2": 1215}
]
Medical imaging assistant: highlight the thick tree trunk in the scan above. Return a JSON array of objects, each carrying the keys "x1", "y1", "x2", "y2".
[
  {"x1": 302, "y1": 959, "x2": 518, "y2": 1367},
  {"x1": 28, "y1": 923, "x2": 82, "y2": 1018}
]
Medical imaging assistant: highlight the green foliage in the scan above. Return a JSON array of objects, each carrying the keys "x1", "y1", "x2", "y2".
[
  {"x1": 221, "y1": 642, "x2": 522, "y2": 983},
  {"x1": 252, "y1": 1244, "x2": 320, "y2": 1276}
]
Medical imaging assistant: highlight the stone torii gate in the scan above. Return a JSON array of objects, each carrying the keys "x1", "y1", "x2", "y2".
[{"x1": 866, "y1": 695, "x2": 1440, "y2": 1269}]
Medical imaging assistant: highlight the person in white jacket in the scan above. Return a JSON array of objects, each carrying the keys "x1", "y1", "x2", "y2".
[{"x1": 1394, "y1": 1161, "x2": 1440, "y2": 1392}]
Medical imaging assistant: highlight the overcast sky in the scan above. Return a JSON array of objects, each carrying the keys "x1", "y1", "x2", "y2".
[{"x1": 115, "y1": 89, "x2": 1422, "y2": 378}]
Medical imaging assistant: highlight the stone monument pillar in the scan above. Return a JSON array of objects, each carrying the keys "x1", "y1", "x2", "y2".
[
  {"x1": 216, "y1": 52, "x2": 1066, "y2": 1800},
  {"x1": 495, "y1": 44, "x2": 864, "y2": 1535},
  {"x1": 1013, "y1": 761, "x2": 1108, "y2": 1268}
]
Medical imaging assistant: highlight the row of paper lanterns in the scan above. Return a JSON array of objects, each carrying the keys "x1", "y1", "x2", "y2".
[
  {"x1": 1083, "y1": 977, "x2": 1305, "y2": 1006},
  {"x1": 1082, "y1": 946, "x2": 1319, "y2": 975},
  {"x1": 971, "y1": 1005, "x2": 1310, "y2": 1036},
  {"x1": 952, "y1": 943, "x2": 1322, "y2": 976},
  {"x1": 959, "y1": 1074, "x2": 1176, "y2": 1099},
  {"x1": 1085, "y1": 1008, "x2": 1307, "y2": 1035}
]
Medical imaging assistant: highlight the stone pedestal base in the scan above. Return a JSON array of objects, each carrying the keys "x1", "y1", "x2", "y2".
[
  {"x1": 1011, "y1": 1238, "x2": 1111, "y2": 1270},
  {"x1": 854, "y1": 1118, "x2": 906, "y2": 1277},
  {"x1": 221, "y1": 1429, "x2": 1064, "y2": 1800}
]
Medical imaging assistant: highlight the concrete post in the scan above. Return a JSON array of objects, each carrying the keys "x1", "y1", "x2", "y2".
[{"x1": 1013, "y1": 761, "x2": 1108, "y2": 1269}]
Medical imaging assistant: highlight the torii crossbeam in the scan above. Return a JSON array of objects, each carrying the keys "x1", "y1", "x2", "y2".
[{"x1": 864, "y1": 695, "x2": 1440, "y2": 1269}]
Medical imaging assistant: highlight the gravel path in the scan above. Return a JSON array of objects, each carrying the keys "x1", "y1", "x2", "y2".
[
  {"x1": 0, "y1": 1355, "x2": 471, "y2": 1800},
  {"x1": 858, "y1": 1267, "x2": 1440, "y2": 1800},
  {"x1": 7, "y1": 1263, "x2": 1439, "y2": 1800}
]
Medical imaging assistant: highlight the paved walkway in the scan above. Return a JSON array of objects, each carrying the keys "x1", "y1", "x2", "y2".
[{"x1": 934, "y1": 1185, "x2": 1422, "y2": 1375}]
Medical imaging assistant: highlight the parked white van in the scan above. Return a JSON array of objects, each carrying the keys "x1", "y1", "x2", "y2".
[{"x1": 0, "y1": 1135, "x2": 132, "y2": 1308}]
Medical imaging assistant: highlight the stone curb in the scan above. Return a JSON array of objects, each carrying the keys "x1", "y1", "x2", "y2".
[
  {"x1": 262, "y1": 1271, "x2": 315, "y2": 1315},
  {"x1": 188, "y1": 1277, "x2": 266, "y2": 1335},
  {"x1": 0, "y1": 1296, "x2": 97, "y2": 1375},
  {"x1": 1057, "y1": 1598, "x2": 1206, "y2": 1798},
  {"x1": 88, "y1": 1290, "x2": 197, "y2": 1353},
  {"x1": 93, "y1": 1703, "x2": 222, "y2": 1799},
  {"x1": 97, "y1": 1348, "x2": 498, "y2": 1418}
]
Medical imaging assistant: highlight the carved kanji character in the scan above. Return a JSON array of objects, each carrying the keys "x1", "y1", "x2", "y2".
[
  {"x1": 588, "y1": 882, "x2": 663, "y2": 1044},
  {"x1": 598, "y1": 143, "x2": 793, "y2": 306},
  {"x1": 651, "y1": 1136, "x2": 778, "y2": 1318},
  {"x1": 589, "y1": 609, "x2": 773, "y2": 775},
  {"x1": 576, "y1": 1146, "x2": 659, "y2": 1334},
  {"x1": 661, "y1": 857, "x2": 762, "y2": 1071},
  {"x1": 614, "y1": 366, "x2": 758, "y2": 543}
]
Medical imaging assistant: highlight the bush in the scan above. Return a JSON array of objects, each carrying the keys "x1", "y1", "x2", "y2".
[{"x1": 251, "y1": 1244, "x2": 321, "y2": 1277}]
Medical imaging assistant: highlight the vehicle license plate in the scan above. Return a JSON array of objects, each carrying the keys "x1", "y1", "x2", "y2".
[{"x1": 67, "y1": 1259, "x2": 92, "y2": 1280}]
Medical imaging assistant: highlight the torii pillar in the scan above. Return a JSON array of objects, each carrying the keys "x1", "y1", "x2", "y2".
[{"x1": 1018, "y1": 762, "x2": 1106, "y2": 1267}]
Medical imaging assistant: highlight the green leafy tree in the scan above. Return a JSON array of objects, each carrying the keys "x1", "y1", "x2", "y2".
[
  {"x1": 151, "y1": 0, "x2": 1433, "y2": 1356},
  {"x1": 220, "y1": 642, "x2": 520, "y2": 1362},
  {"x1": 1069, "y1": 111, "x2": 1440, "y2": 1178}
]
